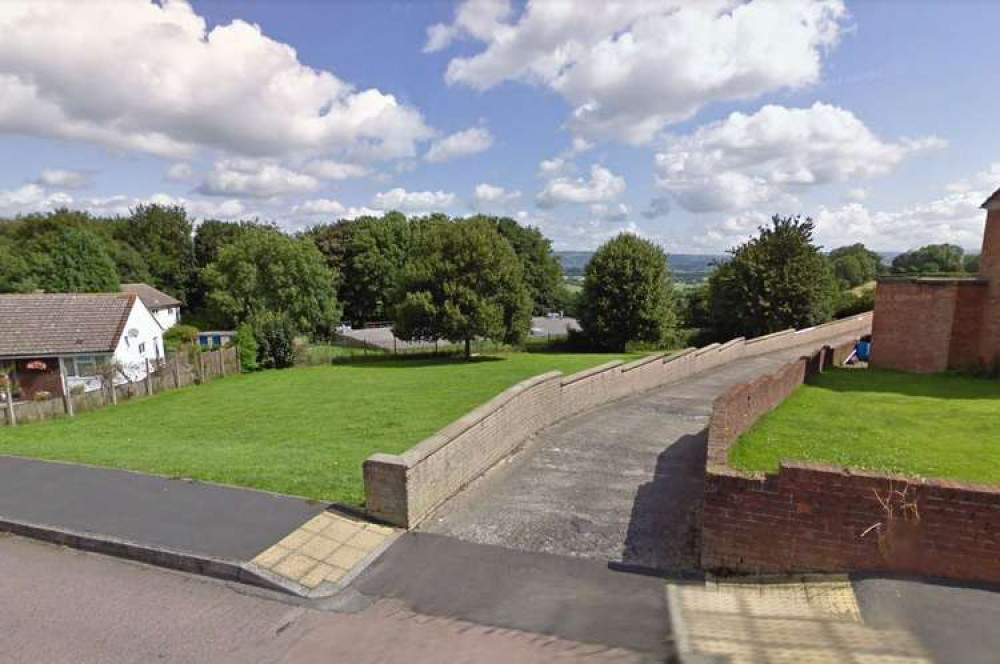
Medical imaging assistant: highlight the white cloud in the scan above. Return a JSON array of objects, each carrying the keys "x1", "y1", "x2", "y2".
[
  {"x1": 196, "y1": 159, "x2": 321, "y2": 198},
  {"x1": 688, "y1": 164, "x2": 1000, "y2": 252},
  {"x1": 537, "y1": 164, "x2": 625, "y2": 208},
  {"x1": 814, "y1": 192, "x2": 987, "y2": 251},
  {"x1": 0, "y1": 184, "x2": 72, "y2": 216},
  {"x1": 166, "y1": 163, "x2": 194, "y2": 182},
  {"x1": 590, "y1": 203, "x2": 630, "y2": 222},
  {"x1": 303, "y1": 160, "x2": 371, "y2": 180},
  {"x1": 0, "y1": 1, "x2": 432, "y2": 161},
  {"x1": 655, "y1": 103, "x2": 944, "y2": 213},
  {"x1": 82, "y1": 193, "x2": 247, "y2": 220},
  {"x1": 290, "y1": 198, "x2": 346, "y2": 218},
  {"x1": 538, "y1": 156, "x2": 569, "y2": 178},
  {"x1": 431, "y1": 0, "x2": 847, "y2": 144},
  {"x1": 36, "y1": 169, "x2": 91, "y2": 189},
  {"x1": 847, "y1": 187, "x2": 869, "y2": 201},
  {"x1": 424, "y1": 127, "x2": 493, "y2": 163},
  {"x1": 473, "y1": 183, "x2": 521, "y2": 207},
  {"x1": 372, "y1": 188, "x2": 455, "y2": 213}
]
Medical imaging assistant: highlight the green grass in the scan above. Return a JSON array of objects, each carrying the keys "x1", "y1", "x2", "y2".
[
  {"x1": 0, "y1": 351, "x2": 639, "y2": 506},
  {"x1": 731, "y1": 369, "x2": 1000, "y2": 485}
]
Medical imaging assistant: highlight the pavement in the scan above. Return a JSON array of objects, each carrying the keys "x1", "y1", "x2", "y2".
[
  {"x1": 421, "y1": 338, "x2": 859, "y2": 574},
  {"x1": 0, "y1": 456, "x2": 323, "y2": 560},
  {"x1": 0, "y1": 455, "x2": 399, "y2": 597}
]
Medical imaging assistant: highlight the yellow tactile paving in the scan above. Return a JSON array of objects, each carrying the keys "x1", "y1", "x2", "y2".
[
  {"x1": 250, "y1": 511, "x2": 398, "y2": 594},
  {"x1": 669, "y1": 578, "x2": 933, "y2": 664}
]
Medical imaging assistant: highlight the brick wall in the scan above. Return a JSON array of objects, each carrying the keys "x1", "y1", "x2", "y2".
[
  {"x1": 364, "y1": 313, "x2": 873, "y2": 528},
  {"x1": 702, "y1": 343, "x2": 1000, "y2": 584}
]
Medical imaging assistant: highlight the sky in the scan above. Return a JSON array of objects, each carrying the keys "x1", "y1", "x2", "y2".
[{"x1": 0, "y1": 0, "x2": 997, "y2": 253}]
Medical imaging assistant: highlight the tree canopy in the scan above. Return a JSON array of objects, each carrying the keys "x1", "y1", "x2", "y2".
[
  {"x1": 891, "y1": 243, "x2": 965, "y2": 275},
  {"x1": 708, "y1": 215, "x2": 837, "y2": 339},
  {"x1": 201, "y1": 227, "x2": 341, "y2": 339},
  {"x1": 578, "y1": 233, "x2": 676, "y2": 351},
  {"x1": 828, "y1": 243, "x2": 882, "y2": 288},
  {"x1": 394, "y1": 218, "x2": 531, "y2": 358}
]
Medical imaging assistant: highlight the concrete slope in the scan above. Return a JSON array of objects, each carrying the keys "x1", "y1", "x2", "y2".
[{"x1": 421, "y1": 338, "x2": 858, "y2": 574}]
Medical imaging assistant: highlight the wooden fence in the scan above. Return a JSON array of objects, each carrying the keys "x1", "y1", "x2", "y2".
[{"x1": 1, "y1": 346, "x2": 239, "y2": 426}]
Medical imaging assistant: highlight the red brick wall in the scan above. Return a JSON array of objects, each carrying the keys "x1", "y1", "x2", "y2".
[
  {"x1": 950, "y1": 283, "x2": 987, "y2": 371},
  {"x1": 701, "y1": 345, "x2": 1000, "y2": 584},
  {"x1": 872, "y1": 281, "x2": 959, "y2": 374}
]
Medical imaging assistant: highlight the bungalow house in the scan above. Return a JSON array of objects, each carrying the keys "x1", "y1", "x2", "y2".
[
  {"x1": 120, "y1": 282, "x2": 181, "y2": 331},
  {"x1": 0, "y1": 293, "x2": 164, "y2": 400}
]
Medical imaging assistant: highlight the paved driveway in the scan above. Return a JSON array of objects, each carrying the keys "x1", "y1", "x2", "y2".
[{"x1": 421, "y1": 339, "x2": 858, "y2": 574}]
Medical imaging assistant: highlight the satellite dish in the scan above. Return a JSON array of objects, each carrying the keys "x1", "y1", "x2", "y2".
[{"x1": 128, "y1": 328, "x2": 139, "y2": 338}]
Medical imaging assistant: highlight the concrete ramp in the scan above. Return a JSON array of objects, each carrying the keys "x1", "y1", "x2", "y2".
[{"x1": 420, "y1": 339, "x2": 860, "y2": 573}]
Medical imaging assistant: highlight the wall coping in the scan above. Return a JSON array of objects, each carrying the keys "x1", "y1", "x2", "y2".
[
  {"x1": 745, "y1": 328, "x2": 794, "y2": 346},
  {"x1": 397, "y1": 370, "x2": 564, "y2": 468},
  {"x1": 560, "y1": 360, "x2": 622, "y2": 386},
  {"x1": 620, "y1": 352, "x2": 667, "y2": 373},
  {"x1": 876, "y1": 276, "x2": 987, "y2": 286}
]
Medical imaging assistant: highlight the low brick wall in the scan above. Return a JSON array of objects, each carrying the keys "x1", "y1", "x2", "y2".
[
  {"x1": 364, "y1": 313, "x2": 873, "y2": 528},
  {"x1": 702, "y1": 339, "x2": 1000, "y2": 584}
]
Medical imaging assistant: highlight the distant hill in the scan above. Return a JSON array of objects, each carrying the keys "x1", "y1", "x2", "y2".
[{"x1": 555, "y1": 251, "x2": 726, "y2": 284}]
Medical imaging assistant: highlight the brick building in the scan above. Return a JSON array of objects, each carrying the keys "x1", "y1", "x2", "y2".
[{"x1": 872, "y1": 187, "x2": 1000, "y2": 373}]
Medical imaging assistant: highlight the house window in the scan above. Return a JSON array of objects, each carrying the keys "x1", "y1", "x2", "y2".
[
  {"x1": 138, "y1": 342, "x2": 146, "y2": 354},
  {"x1": 65, "y1": 355, "x2": 112, "y2": 377}
]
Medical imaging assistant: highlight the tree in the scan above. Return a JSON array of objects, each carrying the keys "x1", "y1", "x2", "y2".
[
  {"x1": 708, "y1": 215, "x2": 837, "y2": 339},
  {"x1": 891, "y1": 244, "x2": 965, "y2": 275},
  {"x1": 37, "y1": 227, "x2": 120, "y2": 293},
  {"x1": 484, "y1": 216, "x2": 563, "y2": 314},
  {"x1": 0, "y1": 237, "x2": 37, "y2": 293},
  {"x1": 578, "y1": 233, "x2": 676, "y2": 351},
  {"x1": 828, "y1": 243, "x2": 882, "y2": 288},
  {"x1": 338, "y1": 214, "x2": 411, "y2": 325},
  {"x1": 201, "y1": 227, "x2": 340, "y2": 339},
  {"x1": 964, "y1": 253, "x2": 981, "y2": 274},
  {"x1": 394, "y1": 218, "x2": 531, "y2": 359},
  {"x1": 115, "y1": 204, "x2": 195, "y2": 302}
]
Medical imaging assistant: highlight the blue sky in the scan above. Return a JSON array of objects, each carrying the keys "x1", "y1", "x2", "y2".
[{"x1": 0, "y1": 0, "x2": 997, "y2": 253}]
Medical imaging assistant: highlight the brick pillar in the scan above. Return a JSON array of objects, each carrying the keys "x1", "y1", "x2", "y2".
[{"x1": 978, "y1": 194, "x2": 1000, "y2": 370}]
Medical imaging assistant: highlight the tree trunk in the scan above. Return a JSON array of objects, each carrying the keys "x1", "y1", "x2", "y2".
[{"x1": 464, "y1": 337, "x2": 471, "y2": 360}]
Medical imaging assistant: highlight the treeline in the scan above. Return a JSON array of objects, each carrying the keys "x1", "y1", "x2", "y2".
[{"x1": 0, "y1": 206, "x2": 572, "y2": 365}]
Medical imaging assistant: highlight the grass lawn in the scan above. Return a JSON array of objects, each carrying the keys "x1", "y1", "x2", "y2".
[
  {"x1": 0, "y1": 351, "x2": 639, "y2": 506},
  {"x1": 731, "y1": 368, "x2": 1000, "y2": 485}
]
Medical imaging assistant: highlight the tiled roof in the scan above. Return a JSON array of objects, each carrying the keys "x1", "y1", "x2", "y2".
[
  {"x1": 0, "y1": 293, "x2": 135, "y2": 358},
  {"x1": 120, "y1": 283, "x2": 181, "y2": 310}
]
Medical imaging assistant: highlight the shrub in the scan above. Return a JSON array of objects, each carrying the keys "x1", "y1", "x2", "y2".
[
  {"x1": 164, "y1": 324, "x2": 199, "y2": 353},
  {"x1": 251, "y1": 311, "x2": 296, "y2": 369},
  {"x1": 235, "y1": 323, "x2": 258, "y2": 372},
  {"x1": 834, "y1": 288, "x2": 875, "y2": 318}
]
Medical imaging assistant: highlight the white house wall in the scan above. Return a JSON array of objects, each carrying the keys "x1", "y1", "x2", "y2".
[
  {"x1": 112, "y1": 300, "x2": 165, "y2": 382},
  {"x1": 152, "y1": 306, "x2": 180, "y2": 331}
]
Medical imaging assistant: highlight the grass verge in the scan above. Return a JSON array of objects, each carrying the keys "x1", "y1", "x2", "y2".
[
  {"x1": 730, "y1": 368, "x2": 1000, "y2": 485},
  {"x1": 0, "y1": 351, "x2": 641, "y2": 506}
]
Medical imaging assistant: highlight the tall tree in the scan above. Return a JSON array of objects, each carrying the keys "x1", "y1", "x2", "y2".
[
  {"x1": 201, "y1": 227, "x2": 341, "y2": 338},
  {"x1": 484, "y1": 216, "x2": 563, "y2": 314},
  {"x1": 338, "y1": 213, "x2": 411, "y2": 326},
  {"x1": 578, "y1": 233, "x2": 676, "y2": 351},
  {"x1": 708, "y1": 215, "x2": 837, "y2": 339},
  {"x1": 116, "y1": 204, "x2": 195, "y2": 302},
  {"x1": 394, "y1": 218, "x2": 531, "y2": 358},
  {"x1": 37, "y1": 227, "x2": 120, "y2": 293}
]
